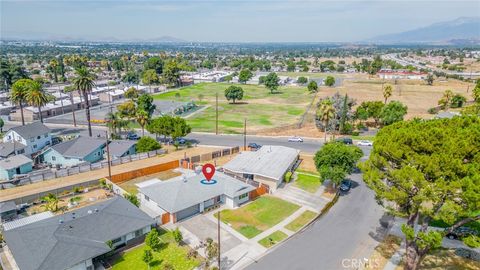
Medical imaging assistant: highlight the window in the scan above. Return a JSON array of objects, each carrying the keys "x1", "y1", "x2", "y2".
[
  {"x1": 239, "y1": 193, "x2": 248, "y2": 200},
  {"x1": 134, "y1": 229, "x2": 143, "y2": 237},
  {"x1": 7, "y1": 135, "x2": 11, "y2": 140},
  {"x1": 17, "y1": 149, "x2": 25, "y2": 154},
  {"x1": 37, "y1": 136, "x2": 41, "y2": 139},
  {"x1": 52, "y1": 156, "x2": 56, "y2": 161},
  {"x1": 111, "y1": 237, "x2": 122, "y2": 244},
  {"x1": 33, "y1": 144, "x2": 37, "y2": 149}
]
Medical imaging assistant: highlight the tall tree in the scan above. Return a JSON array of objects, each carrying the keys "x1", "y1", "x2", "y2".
[
  {"x1": 73, "y1": 67, "x2": 96, "y2": 137},
  {"x1": 264, "y1": 72, "x2": 280, "y2": 93},
  {"x1": 383, "y1": 84, "x2": 393, "y2": 104},
  {"x1": 224, "y1": 85, "x2": 244, "y2": 104},
  {"x1": 317, "y1": 100, "x2": 335, "y2": 142},
  {"x1": 163, "y1": 59, "x2": 181, "y2": 87},
  {"x1": 49, "y1": 59, "x2": 59, "y2": 82},
  {"x1": 136, "y1": 94, "x2": 156, "y2": 118},
  {"x1": 324, "y1": 76, "x2": 335, "y2": 87},
  {"x1": 135, "y1": 110, "x2": 149, "y2": 136},
  {"x1": 472, "y1": 79, "x2": 480, "y2": 103},
  {"x1": 238, "y1": 69, "x2": 253, "y2": 84},
  {"x1": 380, "y1": 101, "x2": 408, "y2": 126},
  {"x1": 11, "y1": 79, "x2": 31, "y2": 125},
  {"x1": 361, "y1": 116, "x2": 480, "y2": 270},
  {"x1": 26, "y1": 80, "x2": 50, "y2": 123},
  {"x1": 425, "y1": 74, "x2": 434, "y2": 86},
  {"x1": 314, "y1": 142, "x2": 362, "y2": 187},
  {"x1": 339, "y1": 94, "x2": 349, "y2": 134},
  {"x1": 307, "y1": 81, "x2": 318, "y2": 93},
  {"x1": 438, "y1": 89, "x2": 454, "y2": 110},
  {"x1": 142, "y1": 69, "x2": 159, "y2": 93},
  {"x1": 171, "y1": 117, "x2": 192, "y2": 142}
]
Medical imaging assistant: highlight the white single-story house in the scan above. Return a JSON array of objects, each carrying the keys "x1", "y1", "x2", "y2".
[
  {"x1": 222, "y1": 145, "x2": 300, "y2": 192},
  {"x1": 137, "y1": 170, "x2": 255, "y2": 224},
  {"x1": 3, "y1": 196, "x2": 154, "y2": 270}
]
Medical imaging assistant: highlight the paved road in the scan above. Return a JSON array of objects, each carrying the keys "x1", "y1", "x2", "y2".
[
  {"x1": 246, "y1": 148, "x2": 387, "y2": 270},
  {"x1": 4, "y1": 122, "x2": 324, "y2": 154}
]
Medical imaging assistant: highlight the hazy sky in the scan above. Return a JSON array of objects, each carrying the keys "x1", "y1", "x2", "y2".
[{"x1": 1, "y1": 0, "x2": 479, "y2": 42}]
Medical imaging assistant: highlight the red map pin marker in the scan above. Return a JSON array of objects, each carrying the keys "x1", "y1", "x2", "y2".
[{"x1": 202, "y1": 163, "x2": 215, "y2": 181}]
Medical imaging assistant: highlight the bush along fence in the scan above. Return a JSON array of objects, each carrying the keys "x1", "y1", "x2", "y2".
[{"x1": 0, "y1": 149, "x2": 168, "y2": 189}]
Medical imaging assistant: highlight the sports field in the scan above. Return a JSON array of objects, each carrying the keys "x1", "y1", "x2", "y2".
[{"x1": 154, "y1": 82, "x2": 314, "y2": 134}]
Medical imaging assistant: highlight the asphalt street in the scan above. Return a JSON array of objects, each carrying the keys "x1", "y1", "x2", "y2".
[
  {"x1": 245, "y1": 148, "x2": 387, "y2": 270},
  {"x1": 4, "y1": 122, "x2": 324, "y2": 154}
]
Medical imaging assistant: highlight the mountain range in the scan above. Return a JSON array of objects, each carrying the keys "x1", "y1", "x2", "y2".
[{"x1": 368, "y1": 17, "x2": 480, "y2": 44}]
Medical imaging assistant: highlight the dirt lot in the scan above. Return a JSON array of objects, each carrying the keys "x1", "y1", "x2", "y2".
[
  {"x1": 0, "y1": 146, "x2": 222, "y2": 202},
  {"x1": 256, "y1": 74, "x2": 475, "y2": 137}
]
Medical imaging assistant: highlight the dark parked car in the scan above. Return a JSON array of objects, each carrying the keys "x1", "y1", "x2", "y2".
[
  {"x1": 339, "y1": 180, "x2": 352, "y2": 192},
  {"x1": 248, "y1": 143, "x2": 262, "y2": 150},
  {"x1": 445, "y1": 227, "x2": 478, "y2": 240},
  {"x1": 126, "y1": 132, "x2": 140, "y2": 140},
  {"x1": 175, "y1": 138, "x2": 187, "y2": 145},
  {"x1": 336, "y1": 138, "x2": 353, "y2": 145}
]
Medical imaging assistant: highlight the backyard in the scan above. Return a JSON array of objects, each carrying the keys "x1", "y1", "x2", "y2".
[
  {"x1": 118, "y1": 169, "x2": 182, "y2": 195},
  {"x1": 111, "y1": 229, "x2": 202, "y2": 270},
  {"x1": 153, "y1": 83, "x2": 314, "y2": 134},
  {"x1": 215, "y1": 195, "x2": 300, "y2": 238}
]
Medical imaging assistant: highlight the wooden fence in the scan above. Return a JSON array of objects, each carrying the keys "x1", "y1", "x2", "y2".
[{"x1": 110, "y1": 159, "x2": 180, "y2": 184}]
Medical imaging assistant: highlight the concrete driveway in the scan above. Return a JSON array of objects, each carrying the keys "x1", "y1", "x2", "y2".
[{"x1": 179, "y1": 214, "x2": 242, "y2": 253}]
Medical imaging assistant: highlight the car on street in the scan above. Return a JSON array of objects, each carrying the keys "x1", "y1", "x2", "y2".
[
  {"x1": 339, "y1": 180, "x2": 352, "y2": 192},
  {"x1": 336, "y1": 138, "x2": 353, "y2": 145},
  {"x1": 126, "y1": 132, "x2": 140, "y2": 140},
  {"x1": 445, "y1": 226, "x2": 478, "y2": 240},
  {"x1": 248, "y1": 143, "x2": 262, "y2": 150},
  {"x1": 175, "y1": 138, "x2": 187, "y2": 145},
  {"x1": 357, "y1": 140, "x2": 373, "y2": 146},
  {"x1": 288, "y1": 136, "x2": 304, "y2": 142}
]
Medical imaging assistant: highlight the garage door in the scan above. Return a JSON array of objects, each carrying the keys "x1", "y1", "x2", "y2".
[{"x1": 176, "y1": 204, "x2": 200, "y2": 221}]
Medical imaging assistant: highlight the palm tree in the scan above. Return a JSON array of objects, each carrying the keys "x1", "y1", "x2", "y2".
[
  {"x1": 105, "y1": 112, "x2": 121, "y2": 135},
  {"x1": 49, "y1": 59, "x2": 59, "y2": 82},
  {"x1": 73, "y1": 67, "x2": 96, "y2": 137},
  {"x1": 42, "y1": 193, "x2": 59, "y2": 212},
  {"x1": 136, "y1": 110, "x2": 149, "y2": 136},
  {"x1": 383, "y1": 84, "x2": 393, "y2": 104},
  {"x1": 25, "y1": 81, "x2": 50, "y2": 123},
  {"x1": 11, "y1": 79, "x2": 31, "y2": 125},
  {"x1": 63, "y1": 86, "x2": 77, "y2": 127},
  {"x1": 317, "y1": 100, "x2": 335, "y2": 142}
]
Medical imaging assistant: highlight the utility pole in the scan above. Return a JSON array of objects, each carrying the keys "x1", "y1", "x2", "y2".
[
  {"x1": 216, "y1": 93, "x2": 219, "y2": 135},
  {"x1": 105, "y1": 131, "x2": 112, "y2": 181},
  {"x1": 217, "y1": 211, "x2": 221, "y2": 269},
  {"x1": 243, "y1": 118, "x2": 247, "y2": 151}
]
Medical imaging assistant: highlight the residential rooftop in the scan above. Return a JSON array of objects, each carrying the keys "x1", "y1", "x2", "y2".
[
  {"x1": 9, "y1": 121, "x2": 50, "y2": 139},
  {"x1": 0, "y1": 154, "x2": 32, "y2": 170},
  {"x1": 3, "y1": 196, "x2": 154, "y2": 270},
  {"x1": 49, "y1": 136, "x2": 105, "y2": 159}
]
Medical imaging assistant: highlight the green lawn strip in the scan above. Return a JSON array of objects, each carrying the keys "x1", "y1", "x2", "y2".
[
  {"x1": 296, "y1": 169, "x2": 319, "y2": 176},
  {"x1": 111, "y1": 231, "x2": 200, "y2": 270},
  {"x1": 284, "y1": 210, "x2": 318, "y2": 232},
  {"x1": 294, "y1": 173, "x2": 322, "y2": 193},
  {"x1": 215, "y1": 196, "x2": 300, "y2": 238},
  {"x1": 258, "y1": 231, "x2": 288, "y2": 248}
]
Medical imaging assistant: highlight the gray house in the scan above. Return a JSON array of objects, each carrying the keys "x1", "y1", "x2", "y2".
[
  {"x1": 0, "y1": 154, "x2": 33, "y2": 180},
  {"x1": 3, "y1": 196, "x2": 154, "y2": 270},
  {"x1": 40, "y1": 136, "x2": 106, "y2": 167},
  {"x1": 222, "y1": 145, "x2": 300, "y2": 192},
  {"x1": 138, "y1": 171, "x2": 255, "y2": 223},
  {"x1": 107, "y1": 140, "x2": 137, "y2": 160},
  {"x1": 0, "y1": 201, "x2": 17, "y2": 222}
]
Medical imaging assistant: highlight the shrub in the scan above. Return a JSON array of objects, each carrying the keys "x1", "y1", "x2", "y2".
[
  {"x1": 463, "y1": 235, "x2": 480, "y2": 248},
  {"x1": 187, "y1": 249, "x2": 198, "y2": 259},
  {"x1": 173, "y1": 227, "x2": 183, "y2": 244},
  {"x1": 136, "y1": 136, "x2": 161, "y2": 153},
  {"x1": 284, "y1": 171, "x2": 293, "y2": 183},
  {"x1": 428, "y1": 107, "x2": 438, "y2": 114},
  {"x1": 124, "y1": 193, "x2": 140, "y2": 207},
  {"x1": 351, "y1": 131, "x2": 360, "y2": 136}
]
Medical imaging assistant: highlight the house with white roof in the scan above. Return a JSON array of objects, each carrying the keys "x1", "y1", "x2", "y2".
[
  {"x1": 222, "y1": 145, "x2": 300, "y2": 192},
  {"x1": 137, "y1": 170, "x2": 255, "y2": 223}
]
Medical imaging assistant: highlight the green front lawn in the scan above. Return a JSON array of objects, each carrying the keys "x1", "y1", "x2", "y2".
[
  {"x1": 294, "y1": 173, "x2": 322, "y2": 193},
  {"x1": 153, "y1": 83, "x2": 312, "y2": 134},
  {"x1": 258, "y1": 230, "x2": 288, "y2": 248},
  {"x1": 111, "y1": 230, "x2": 201, "y2": 270},
  {"x1": 216, "y1": 196, "x2": 300, "y2": 238},
  {"x1": 285, "y1": 210, "x2": 318, "y2": 232}
]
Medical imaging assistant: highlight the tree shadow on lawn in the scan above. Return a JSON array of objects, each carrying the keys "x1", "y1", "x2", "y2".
[
  {"x1": 228, "y1": 101, "x2": 249, "y2": 105},
  {"x1": 149, "y1": 259, "x2": 163, "y2": 268}
]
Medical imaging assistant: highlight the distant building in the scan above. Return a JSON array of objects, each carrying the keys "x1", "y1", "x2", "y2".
[
  {"x1": 377, "y1": 69, "x2": 428, "y2": 80},
  {"x1": 223, "y1": 145, "x2": 299, "y2": 192},
  {"x1": 3, "y1": 122, "x2": 52, "y2": 157},
  {"x1": 0, "y1": 154, "x2": 33, "y2": 180},
  {"x1": 40, "y1": 136, "x2": 106, "y2": 167},
  {"x1": 3, "y1": 196, "x2": 154, "y2": 270}
]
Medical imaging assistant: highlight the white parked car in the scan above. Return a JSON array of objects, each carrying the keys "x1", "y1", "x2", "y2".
[
  {"x1": 357, "y1": 140, "x2": 373, "y2": 146},
  {"x1": 288, "y1": 136, "x2": 304, "y2": 142}
]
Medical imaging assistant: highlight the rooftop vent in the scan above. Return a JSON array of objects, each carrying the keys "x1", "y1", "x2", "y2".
[
  {"x1": 87, "y1": 210, "x2": 93, "y2": 214},
  {"x1": 94, "y1": 208, "x2": 99, "y2": 212}
]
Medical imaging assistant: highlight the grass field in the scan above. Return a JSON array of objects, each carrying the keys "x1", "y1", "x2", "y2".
[
  {"x1": 258, "y1": 230, "x2": 289, "y2": 248},
  {"x1": 153, "y1": 83, "x2": 313, "y2": 134},
  {"x1": 111, "y1": 230, "x2": 201, "y2": 270},
  {"x1": 294, "y1": 173, "x2": 322, "y2": 193},
  {"x1": 285, "y1": 210, "x2": 318, "y2": 232},
  {"x1": 216, "y1": 196, "x2": 300, "y2": 238}
]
